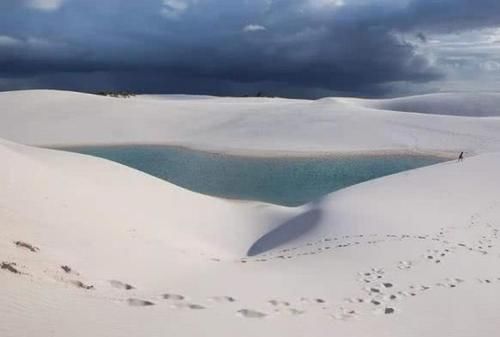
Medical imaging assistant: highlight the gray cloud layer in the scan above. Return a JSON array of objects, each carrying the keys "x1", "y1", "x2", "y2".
[{"x1": 1, "y1": 0, "x2": 500, "y2": 97}]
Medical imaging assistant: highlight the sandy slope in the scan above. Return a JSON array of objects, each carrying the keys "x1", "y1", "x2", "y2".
[{"x1": 2, "y1": 90, "x2": 500, "y2": 337}]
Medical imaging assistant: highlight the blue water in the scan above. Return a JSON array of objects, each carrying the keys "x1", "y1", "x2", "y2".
[{"x1": 63, "y1": 146, "x2": 446, "y2": 206}]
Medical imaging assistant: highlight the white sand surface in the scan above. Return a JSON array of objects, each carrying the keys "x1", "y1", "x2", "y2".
[
  {"x1": 1, "y1": 90, "x2": 500, "y2": 337},
  {"x1": 2, "y1": 90, "x2": 500, "y2": 155},
  {"x1": 352, "y1": 92, "x2": 500, "y2": 117}
]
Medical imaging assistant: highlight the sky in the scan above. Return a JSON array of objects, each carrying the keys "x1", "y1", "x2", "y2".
[{"x1": 1, "y1": 0, "x2": 500, "y2": 98}]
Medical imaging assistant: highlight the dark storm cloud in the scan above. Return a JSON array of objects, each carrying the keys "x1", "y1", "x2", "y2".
[
  {"x1": 1, "y1": 0, "x2": 500, "y2": 97},
  {"x1": 396, "y1": 0, "x2": 500, "y2": 32}
]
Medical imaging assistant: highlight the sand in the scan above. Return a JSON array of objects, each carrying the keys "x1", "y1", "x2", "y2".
[{"x1": 1, "y1": 90, "x2": 500, "y2": 337}]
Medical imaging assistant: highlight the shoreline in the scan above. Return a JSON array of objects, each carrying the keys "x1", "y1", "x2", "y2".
[{"x1": 48, "y1": 142, "x2": 459, "y2": 160}]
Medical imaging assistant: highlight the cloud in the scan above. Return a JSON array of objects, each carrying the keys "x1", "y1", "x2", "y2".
[
  {"x1": 306, "y1": 0, "x2": 345, "y2": 9},
  {"x1": 0, "y1": 35, "x2": 21, "y2": 47},
  {"x1": 243, "y1": 24, "x2": 266, "y2": 33},
  {"x1": 26, "y1": 0, "x2": 65, "y2": 11},
  {"x1": 161, "y1": 0, "x2": 191, "y2": 19},
  {"x1": 1, "y1": 0, "x2": 500, "y2": 97}
]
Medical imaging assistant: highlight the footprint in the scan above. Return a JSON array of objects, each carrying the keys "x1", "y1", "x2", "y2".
[
  {"x1": 1, "y1": 262, "x2": 21, "y2": 274},
  {"x1": 300, "y1": 297, "x2": 326, "y2": 305},
  {"x1": 70, "y1": 280, "x2": 94, "y2": 290},
  {"x1": 397, "y1": 261, "x2": 413, "y2": 270},
  {"x1": 14, "y1": 241, "x2": 39, "y2": 253},
  {"x1": 162, "y1": 293, "x2": 185, "y2": 301},
  {"x1": 237, "y1": 309, "x2": 267, "y2": 319},
  {"x1": 425, "y1": 247, "x2": 456, "y2": 263},
  {"x1": 172, "y1": 303, "x2": 206, "y2": 310},
  {"x1": 478, "y1": 278, "x2": 493, "y2": 284},
  {"x1": 344, "y1": 297, "x2": 365, "y2": 304},
  {"x1": 359, "y1": 268, "x2": 385, "y2": 281},
  {"x1": 408, "y1": 284, "x2": 431, "y2": 293},
  {"x1": 127, "y1": 298, "x2": 155, "y2": 307},
  {"x1": 436, "y1": 278, "x2": 463, "y2": 288},
  {"x1": 331, "y1": 308, "x2": 358, "y2": 320},
  {"x1": 285, "y1": 308, "x2": 305, "y2": 315},
  {"x1": 209, "y1": 296, "x2": 236, "y2": 303},
  {"x1": 110, "y1": 280, "x2": 135, "y2": 290},
  {"x1": 384, "y1": 307, "x2": 396, "y2": 315},
  {"x1": 269, "y1": 299, "x2": 290, "y2": 307}
]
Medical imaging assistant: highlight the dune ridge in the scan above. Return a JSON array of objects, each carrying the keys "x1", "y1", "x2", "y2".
[{"x1": 351, "y1": 92, "x2": 500, "y2": 117}]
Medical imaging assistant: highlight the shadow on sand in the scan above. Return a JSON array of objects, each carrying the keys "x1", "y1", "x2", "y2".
[{"x1": 247, "y1": 208, "x2": 323, "y2": 256}]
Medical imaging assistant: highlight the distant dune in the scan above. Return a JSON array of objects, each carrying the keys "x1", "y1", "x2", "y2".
[
  {"x1": 1, "y1": 90, "x2": 500, "y2": 154},
  {"x1": 351, "y1": 92, "x2": 500, "y2": 117}
]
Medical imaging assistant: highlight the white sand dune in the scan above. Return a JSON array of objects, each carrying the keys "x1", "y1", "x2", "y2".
[
  {"x1": 2, "y1": 90, "x2": 500, "y2": 337},
  {"x1": 2, "y1": 90, "x2": 500, "y2": 154},
  {"x1": 350, "y1": 92, "x2": 500, "y2": 117}
]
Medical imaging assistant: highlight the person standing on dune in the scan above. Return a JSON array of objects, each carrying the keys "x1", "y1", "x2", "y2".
[{"x1": 458, "y1": 152, "x2": 464, "y2": 162}]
